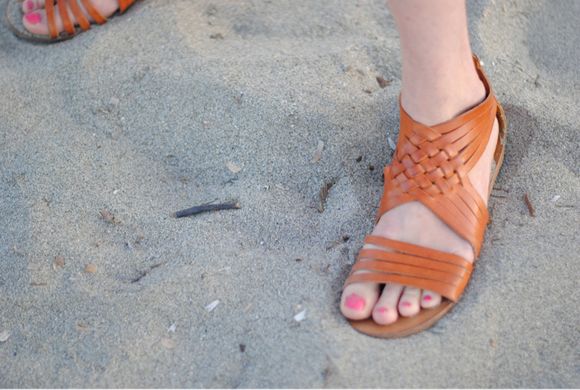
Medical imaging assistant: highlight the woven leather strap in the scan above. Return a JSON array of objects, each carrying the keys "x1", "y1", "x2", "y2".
[
  {"x1": 345, "y1": 56, "x2": 499, "y2": 302},
  {"x1": 378, "y1": 57, "x2": 497, "y2": 257},
  {"x1": 44, "y1": 0, "x2": 136, "y2": 39}
]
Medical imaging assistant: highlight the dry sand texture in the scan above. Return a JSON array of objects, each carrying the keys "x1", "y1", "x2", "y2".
[{"x1": 0, "y1": 0, "x2": 578, "y2": 387}]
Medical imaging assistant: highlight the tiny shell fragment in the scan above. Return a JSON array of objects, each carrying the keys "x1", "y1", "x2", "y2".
[
  {"x1": 294, "y1": 309, "x2": 307, "y2": 322},
  {"x1": 226, "y1": 162, "x2": 242, "y2": 174},
  {"x1": 160, "y1": 338, "x2": 176, "y2": 349},
  {"x1": 0, "y1": 330, "x2": 10, "y2": 343},
  {"x1": 205, "y1": 300, "x2": 220, "y2": 312},
  {"x1": 84, "y1": 263, "x2": 97, "y2": 273},
  {"x1": 53, "y1": 256, "x2": 65, "y2": 270},
  {"x1": 312, "y1": 140, "x2": 325, "y2": 163}
]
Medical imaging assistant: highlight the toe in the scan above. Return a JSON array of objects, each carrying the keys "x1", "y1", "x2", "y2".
[
  {"x1": 398, "y1": 287, "x2": 421, "y2": 317},
  {"x1": 22, "y1": 10, "x2": 50, "y2": 35},
  {"x1": 22, "y1": 0, "x2": 44, "y2": 13},
  {"x1": 420, "y1": 289, "x2": 442, "y2": 309},
  {"x1": 372, "y1": 283, "x2": 403, "y2": 325},
  {"x1": 340, "y1": 282, "x2": 380, "y2": 320}
]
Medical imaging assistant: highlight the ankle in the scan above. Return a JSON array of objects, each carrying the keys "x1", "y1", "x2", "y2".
[{"x1": 400, "y1": 65, "x2": 486, "y2": 126}]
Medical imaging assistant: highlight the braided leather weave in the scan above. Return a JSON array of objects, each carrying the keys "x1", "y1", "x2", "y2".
[{"x1": 344, "y1": 57, "x2": 501, "y2": 303}]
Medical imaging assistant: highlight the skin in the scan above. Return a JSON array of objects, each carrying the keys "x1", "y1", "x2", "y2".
[
  {"x1": 340, "y1": 0, "x2": 499, "y2": 325},
  {"x1": 21, "y1": 0, "x2": 499, "y2": 328},
  {"x1": 21, "y1": 0, "x2": 120, "y2": 35}
]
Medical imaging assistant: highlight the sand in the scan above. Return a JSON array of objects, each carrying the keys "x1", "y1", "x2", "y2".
[{"x1": 0, "y1": 0, "x2": 578, "y2": 387}]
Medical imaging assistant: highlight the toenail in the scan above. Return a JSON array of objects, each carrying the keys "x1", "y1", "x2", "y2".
[
  {"x1": 376, "y1": 307, "x2": 388, "y2": 314},
  {"x1": 423, "y1": 295, "x2": 432, "y2": 301},
  {"x1": 401, "y1": 301, "x2": 412, "y2": 307},
  {"x1": 345, "y1": 294, "x2": 365, "y2": 311},
  {"x1": 24, "y1": 12, "x2": 42, "y2": 24},
  {"x1": 25, "y1": 0, "x2": 34, "y2": 10}
]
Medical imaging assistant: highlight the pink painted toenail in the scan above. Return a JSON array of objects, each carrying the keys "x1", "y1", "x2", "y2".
[
  {"x1": 24, "y1": 12, "x2": 41, "y2": 24},
  {"x1": 423, "y1": 295, "x2": 432, "y2": 301},
  {"x1": 25, "y1": 0, "x2": 34, "y2": 10},
  {"x1": 345, "y1": 294, "x2": 365, "y2": 311},
  {"x1": 401, "y1": 301, "x2": 412, "y2": 307},
  {"x1": 376, "y1": 307, "x2": 388, "y2": 314}
]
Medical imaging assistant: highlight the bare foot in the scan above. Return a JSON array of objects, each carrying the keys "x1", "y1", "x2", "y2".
[{"x1": 340, "y1": 76, "x2": 499, "y2": 325}]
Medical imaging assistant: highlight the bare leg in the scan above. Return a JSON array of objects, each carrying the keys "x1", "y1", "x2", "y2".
[
  {"x1": 391, "y1": 0, "x2": 485, "y2": 125},
  {"x1": 340, "y1": 0, "x2": 499, "y2": 324}
]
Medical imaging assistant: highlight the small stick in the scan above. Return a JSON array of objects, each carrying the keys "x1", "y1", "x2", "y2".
[
  {"x1": 523, "y1": 193, "x2": 535, "y2": 217},
  {"x1": 318, "y1": 179, "x2": 336, "y2": 213},
  {"x1": 174, "y1": 201, "x2": 240, "y2": 218}
]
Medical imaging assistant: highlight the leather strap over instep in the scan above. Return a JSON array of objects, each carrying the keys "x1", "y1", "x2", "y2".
[
  {"x1": 377, "y1": 56, "x2": 498, "y2": 257},
  {"x1": 45, "y1": 0, "x2": 136, "y2": 39}
]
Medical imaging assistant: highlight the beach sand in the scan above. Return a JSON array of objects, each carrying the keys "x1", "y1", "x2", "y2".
[{"x1": 0, "y1": 0, "x2": 578, "y2": 387}]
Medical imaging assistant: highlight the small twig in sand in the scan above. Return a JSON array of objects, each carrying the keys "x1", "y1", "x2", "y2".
[
  {"x1": 325, "y1": 234, "x2": 351, "y2": 250},
  {"x1": 318, "y1": 179, "x2": 336, "y2": 213},
  {"x1": 174, "y1": 201, "x2": 240, "y2": 218},
  {"x1": 312, "y1": 140, "x2": 325, "y2": 163},
  {"x1": 376, "y1": 76, "x2": 392, "y2": 89},
  {"x1": 100, "y1": 209, "x2": 121, "y2": 225},
  {"x1": 131, "y1": 262, "x2": 166, "y2": 283},
  {"x1": 523, "y1": 193, "x2": 536, "y2": 217}
]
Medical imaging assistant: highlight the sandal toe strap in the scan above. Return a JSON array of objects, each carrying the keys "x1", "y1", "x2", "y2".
[
  {"x1": 45, "y1": 0, "x2": 102, "y2": 39},
  {"x1": 344, "y1": 235, "x2": 473, "y2": 302},
  {"x1": 45, "y1": 0, "x2": 133, "y2": 39}
]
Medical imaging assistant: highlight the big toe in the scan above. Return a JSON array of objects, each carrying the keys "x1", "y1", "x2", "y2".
[
  {"x1": 340, "y1": 282, "x2": 379, "y2": 320},
  {"x1": 22, "y1": 10, "x2": 50, "y2": 35}
]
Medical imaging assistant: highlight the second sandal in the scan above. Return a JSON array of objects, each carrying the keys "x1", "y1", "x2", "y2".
[{"x1": 5, "y1": 0, "x2": 138, "y2": 43}]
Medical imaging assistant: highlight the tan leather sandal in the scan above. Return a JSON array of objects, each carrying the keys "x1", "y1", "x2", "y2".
[
  {"x1": 4, "y1": 0, "x2": 138, "y2": 43},
  {"x1": 343, "y1": 55, "x2": 507, "y2": 338}
]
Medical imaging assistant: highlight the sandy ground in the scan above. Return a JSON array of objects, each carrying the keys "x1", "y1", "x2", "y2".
[{"x1": 0, "y1": 0, "x2": 578, "y2": 387}]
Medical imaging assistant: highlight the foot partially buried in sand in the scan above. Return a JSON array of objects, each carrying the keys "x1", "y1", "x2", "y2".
[{"x1": 340, "y1": 77, "x2": 499, "y2": 326}]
